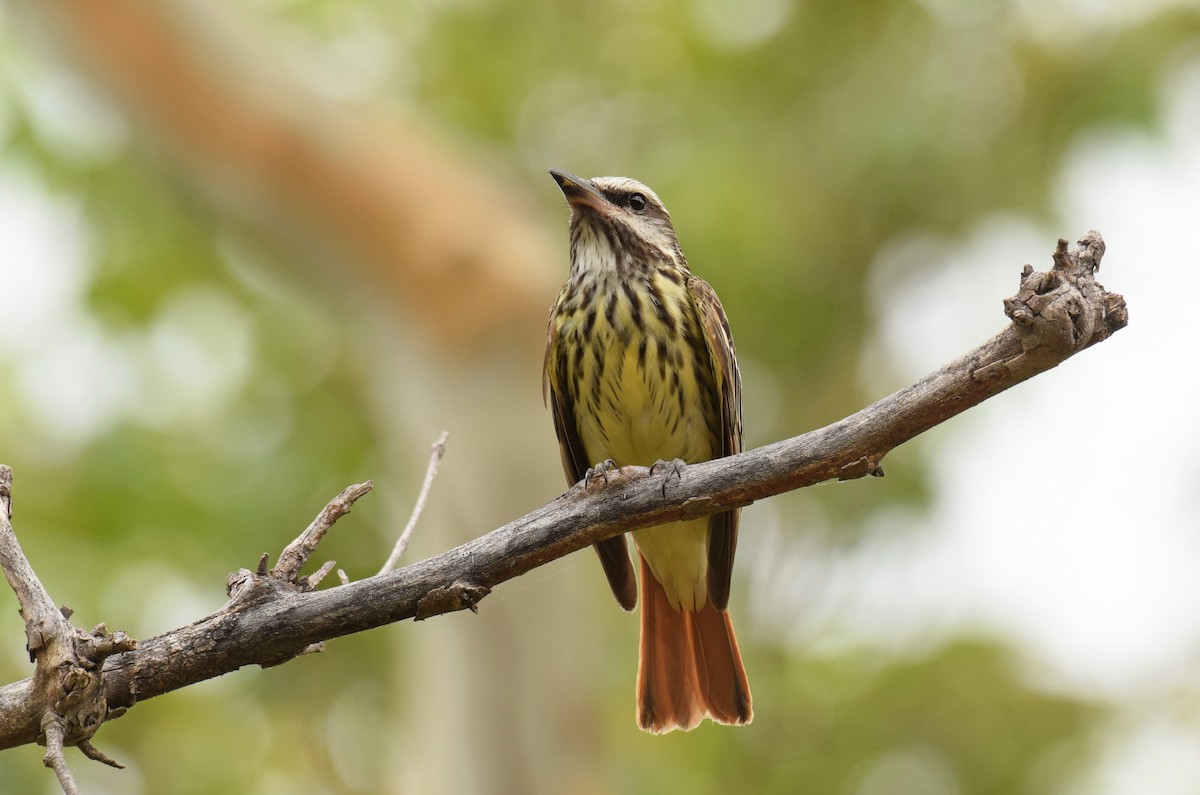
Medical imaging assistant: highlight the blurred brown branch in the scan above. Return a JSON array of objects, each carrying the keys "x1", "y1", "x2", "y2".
[
  {"x1": 0, "y1": 234, "x2": 1126, "y2": 776},
  {"x1": 30, "y1": 0, "x2": 559, "y2": 349}
]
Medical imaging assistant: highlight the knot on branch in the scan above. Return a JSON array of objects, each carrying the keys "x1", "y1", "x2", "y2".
[
  {"x1": 38, "y1": 624, "x2": 137, "y2": 751},
  {"x1": 837, "y1": 456, "x2": 886, "y2": 481},
  {"x1": 1003, "y1": 231, "x2": 1127, "y2": 359},
  {"x1": 415, "y1": 582, "x2": 490, "y2": 621},
  {"x1": 226, "y1": 566, "x2": 297, "y2": 605}
]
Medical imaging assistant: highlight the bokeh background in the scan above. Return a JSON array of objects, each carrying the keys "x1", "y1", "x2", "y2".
[{"x1": 0, "y1": 0, "x2": 1194, "y2": 792}]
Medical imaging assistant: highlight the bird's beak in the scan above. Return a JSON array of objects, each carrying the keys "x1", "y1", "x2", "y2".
[{"x1": 549, "y1": 169, "x2": 608, "y2": 214}]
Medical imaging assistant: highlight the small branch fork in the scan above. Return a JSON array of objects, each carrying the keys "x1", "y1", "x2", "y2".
[
  {"x1": 0, "y1": 233, "x2": 1127, "y2": 784},
  {"x1": 272, "y1": 481, "x2": 376, "y2": 586},
  {"x1": 0, "y1": 466, "x2": 137, "y2": 793},
  {"x1": 0, "y1": 430, "x2": 448, "y2": 791}
]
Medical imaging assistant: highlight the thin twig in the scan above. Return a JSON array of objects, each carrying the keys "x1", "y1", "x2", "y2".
[
  {"x1": 0, "y1": 466, "x2": 73, "y2": 654},
  {"x1": 79, "y1": 739, "x2": 125, "y2": 769},
  {"x1": 273, "y1": 481, "x2": 374, "y2": 582},
  {"x1": 298, "y1": 560, "x2": 337, "y2": 591},
  {"x1": 380, "y1": 431, "x2": 449, "y2": 575},
  {"x1": 2, "y1": 467, "x2": 90, "y2": 793},
  {"x1": 42, "y1": 719, "x2": 79, "y2": 795}
]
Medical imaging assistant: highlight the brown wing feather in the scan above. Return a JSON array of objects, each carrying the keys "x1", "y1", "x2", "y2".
[
  {"x1": 544, "y1": 300, "x2": 638, "y2": 611},
  {"x1": 687, "y1": 275, "x2": 743, "y2": 611}
]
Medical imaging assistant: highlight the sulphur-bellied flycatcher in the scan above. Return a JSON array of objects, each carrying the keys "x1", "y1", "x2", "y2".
[{"x1": 543, "y1": 170, "x2": 751, "y2": 733}]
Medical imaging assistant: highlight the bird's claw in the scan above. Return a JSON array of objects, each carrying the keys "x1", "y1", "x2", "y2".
[
  {"x1": 649, "y1": 458, "x2": 687, "y2": 497},
  {"x1": 583, "y1": 459, "x2": 619, "y2": 488}
]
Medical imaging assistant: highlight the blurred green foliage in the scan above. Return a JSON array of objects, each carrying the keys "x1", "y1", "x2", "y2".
[
  {"x1": 0, "y1": 0, "x2": 1187, "y2": 792},
  {"x1": 619, "y1": 642, "x2": 1098, "y2": 795}
]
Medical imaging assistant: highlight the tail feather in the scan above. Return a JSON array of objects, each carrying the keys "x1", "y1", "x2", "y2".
[
  {"x1": 636, "y1": 555, "x2": 752, "y2": 733},
  {"x1": 689, "y1": 599, "x2": 752, "y2": 725}
]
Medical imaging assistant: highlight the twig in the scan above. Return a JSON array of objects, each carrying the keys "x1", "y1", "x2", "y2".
[
  {"x1": 42, "y1": 719, "x2": 78, "y2": 795},
  {"x1": 272, "y1": 481, "x2": 374, "y2": 582},
  {"x1": 2, "y1": 469, "x2": 79, "y2": 795},
  {"x1": 298, "y1": 560, "x2": 337, "y2": 591},
  {"x1": 0, "y1": 466, "x2": 71, "y2": 660},
  {"x1": 380, "y1": 431, "x2": 449, "y2": 575},
  {"x1": 0, "y1": 232, "x2": 1127, "y2": 754},
  {"x1": 78, "y1": 739, "x2": 124, "y2": 769},
  {"x1": 0, "y1": 466, "x2": 136, "y2": 793}
]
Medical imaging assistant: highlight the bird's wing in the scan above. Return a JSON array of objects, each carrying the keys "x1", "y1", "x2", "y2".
[{"x1": 688, "y1": 275, "x2": 743, "y2": 611}]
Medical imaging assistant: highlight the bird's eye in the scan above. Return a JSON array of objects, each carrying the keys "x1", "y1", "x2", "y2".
[{"x1": 628, "y1": 193, "x2": 647, "y2": 212}]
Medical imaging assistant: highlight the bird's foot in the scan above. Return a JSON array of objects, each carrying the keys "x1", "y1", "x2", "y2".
[
  {"x1": 583, "y1": 459, "x2": 619, "y2": 488},
  {"x1": 649, "y1": 458, "x2": 687, "y2": 497}
]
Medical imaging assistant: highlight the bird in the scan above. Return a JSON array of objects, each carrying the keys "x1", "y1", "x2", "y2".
[{"x1": 543, "y1": 169, "x2": 751, "y2": 733}]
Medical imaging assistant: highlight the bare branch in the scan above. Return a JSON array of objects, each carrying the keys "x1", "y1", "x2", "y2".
[
  {"x1": 42, "y1": 719, "x2": 78, "y2": 795},
  {"x1": 380, "y1": 431, "x2": 449, "y2": 575},
  {"x1": 1, "y1": 467, "x2": 136, "y2": 791},
  {"x1": 0, "y1": 232, "x2": 1127, "y2": 755},
  {"x1": 78, "y1": 739, "x2": 124, "y2": 769},
  {"x1": 0, "y1": 465, "x2": 73, "y2": 660},
  {"x1": 272, "y1": 481, "x2": 373, "y2": 582},
  {"x1": 298, "y1": 560, "x2": 338, "y2": 592}
]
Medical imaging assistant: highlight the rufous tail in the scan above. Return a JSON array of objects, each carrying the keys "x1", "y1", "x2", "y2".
[{"x1": 635, "y1": 554, "x2": 752, "y2": 733}]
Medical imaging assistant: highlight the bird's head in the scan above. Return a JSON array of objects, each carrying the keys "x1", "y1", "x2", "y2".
[{"x1": 549, "y1": 169, "x2": 685, "y2": 276}]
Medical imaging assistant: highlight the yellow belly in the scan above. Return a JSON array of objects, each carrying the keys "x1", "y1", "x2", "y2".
[
  {"x1": 574, "y1": 333, "x2": 715, "y2": 612},
  {"x1": 632, "y1": 519, "x2": 710, "y2": 611}
]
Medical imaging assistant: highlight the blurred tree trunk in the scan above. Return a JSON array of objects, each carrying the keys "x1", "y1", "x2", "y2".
[
  {"x1": 21, "y1": 1, "x2": 600, "y2": 791},
  {"x1": 35, "y1": 0, "x2": 560, "y2": 347}
]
